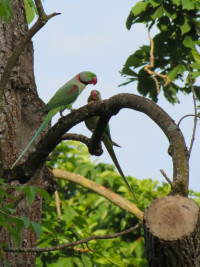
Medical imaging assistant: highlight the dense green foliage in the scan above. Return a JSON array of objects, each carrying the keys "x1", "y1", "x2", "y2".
[
  {"x1": 35, "y1": 141, "x2": 168, "y2": 266},
  {"x1": 121, "y1": 0, "x2": 200, "y2": 104},
  {"x1": 35, "y1": 141, "x2": 199, "y2": 266}
]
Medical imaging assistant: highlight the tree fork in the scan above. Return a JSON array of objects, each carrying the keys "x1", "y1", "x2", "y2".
[{"x1": 143, "y1": 195, "x2": 199, "y2": 266}]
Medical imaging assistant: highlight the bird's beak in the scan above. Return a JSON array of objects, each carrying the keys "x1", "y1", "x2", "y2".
[{"x1": 90, "y1": 76, "x2": 98, "y2": 85}]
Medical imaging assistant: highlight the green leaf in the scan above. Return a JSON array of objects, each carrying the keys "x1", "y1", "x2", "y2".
[
  {"x1": 171, "y1": 0, "x2": 181, "y2": 5},
  {"x1": 21, "y1": 185, "x2": 37, "y2": 206},
  {"x1": 81, "y1": 255, "x2": 92, "y2": 267},
  {"x1": 62, "y1": 206, "x2": 78, "y2": 224},
  {"x1": 0, "y1": 178, "x2": 6, "y2": 185},
  {"x1": 151, "y1": 6, "x2": 163, "y2": 20},
  {"x1": 180, "y1": 17, "x2": 191, "y2": 35},
  {"x1": 10, "y1": 217, "x2": 24, "y2": 231},
  {"x1": 167, "y1": 64, "x2": 186, "y2": 81},
  {"x1": 183, "y1": 35, "x2": 196, "y2": 48},
  {"x1": 36, "y1": 188, "x2": 50, "y2": 202},
  {"x1": 191, "y1": 49, "x2": 200, "y2": 65},
  {"x1": 73, "y1": 257, "x2": 84, "y2": 267},
  {"x1": 131, "y1": 2, "x2": 149, "y2": 16},
  {"x1": 30, "y1": 221, "x2": 42, "y2": 237},
  {"x1": 41, "y1": 221, "x2": 57, "y2": 235},
  {"x1": 149, "y1": 0, "x2": 163, "y2": 8},
  {"x1": 190, "y1": 71, "x2": 200, "y2": 79},
  {"x1": 20, "y1": 216, "x2": 31, "y2": 227},
  {"x1": 0, "y1": 0, "x2": 12, "y2": 22},
  {"x1": 23, "y1": 0, "x2": 37, "y2": 24},
  {"x1": 58, "y1": 257, "x2": 75, "y2": 267},
  {"x1": 96, "y1": 253, "x2": 125, "y2": 267},
  {"x1": 182, "y1": 0, "x2": 195, "y2": 10}
]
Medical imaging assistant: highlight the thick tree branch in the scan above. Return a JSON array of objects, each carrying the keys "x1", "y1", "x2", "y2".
[
  {"x1": 53, "y1": 169, "x2": 144, "y2": 220},
  {"x1": 0, "y1": 0, "x2": 60, "y2": 104},
  {"x1": 7, "y1": 93, "x2": 189, "y2": 196},
  {"x1": 5, "y1": 223, "x2": 141, "y2": 253}
]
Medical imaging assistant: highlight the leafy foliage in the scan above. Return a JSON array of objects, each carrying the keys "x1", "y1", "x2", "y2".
[
  {"x1": 121, "y1": 0, "x2": 200, "y2": 104},
  {"x1": 24, "y1": 0, "x2": 37, "y2": 24},
  {"x1": 36, "y1": 141, "x2": 172, "y2": 266},
  {"x1": 0, "y1": 181, "x2": 50, "y2": 248},
  {"x1": 36, "y1": 141, "x2": 200, "y2": 266},
  {"x1": 0, "y1": 0, "x2": 12, "y2": 22}
]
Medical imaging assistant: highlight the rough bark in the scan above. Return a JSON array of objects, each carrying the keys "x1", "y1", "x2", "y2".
[
  {"x1": 143, "y1": 195, "x2": 200, "y2": 267},
  {"x1": 0, "y1": 1, "x2": 55, "y2": 266}
]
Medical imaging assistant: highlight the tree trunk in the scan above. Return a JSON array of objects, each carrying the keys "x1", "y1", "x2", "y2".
[
  {"x1": 143, "y1": 195, "x2": 200, "y2": 267},
  {"x1": 0, "y1": 1, "x2": 55, "y2": 266}
]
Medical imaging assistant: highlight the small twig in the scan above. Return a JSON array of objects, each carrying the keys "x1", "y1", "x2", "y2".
[
  {"x1": 186, "y1": 61, "x2": 198, "y2": 158},
  {"x1": 85, "y1": 242, "x2": 95, "y2": 252},
  {"x1": 5, "y1": 224, "x2": 141, "y2": 252},
  {"x1": 55, "y1": 190, "x2": 61, "y2": 218},
  {"x1": 144, "y1": 30, "x2": 171, "y2": 94},
  {"x1": 160, "y1": 169, "x2": 174, "y2": 188},
  {"x1": 177, "y1": 114, "x2": 200, "y2": 127}
]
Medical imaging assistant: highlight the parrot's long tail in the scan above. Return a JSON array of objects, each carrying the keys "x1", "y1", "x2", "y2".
[
  {"x1": 11, "y1": 109, "x2": 58, "y2": 169},
  {"x1": 104, "y1": 139, "x2": 139, "y2": 203}
]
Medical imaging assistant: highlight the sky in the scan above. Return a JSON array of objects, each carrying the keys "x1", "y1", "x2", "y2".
[{"x1": 32, "y1": 0, "x2": 199, "y2": 191}]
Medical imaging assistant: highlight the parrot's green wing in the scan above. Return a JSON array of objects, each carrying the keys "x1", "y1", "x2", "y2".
[{"x1": 36, "y1": 84, "x2": 80, "y2": 113}]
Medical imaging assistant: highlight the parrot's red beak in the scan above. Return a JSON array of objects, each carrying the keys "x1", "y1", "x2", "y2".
[{"x1": 90, "y1": 76, "x2": 97, "y2": 85}]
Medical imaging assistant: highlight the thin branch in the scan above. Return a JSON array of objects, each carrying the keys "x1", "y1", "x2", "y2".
[
  {"x1": 160, "y1": 169, "x2": 174, "y2": 188},
  {"x1": 55, "y1": 190, "x2": 61, "y2": 218},
  {"x1": 144, "y1": 30, "x2": 171, "y2": 94},
  {"x1": 177, "y1": 114, "x2": 200, "y2": 127},
  {"x1": 186, "y1": 62, "x2": 198, "y2": 158},
  {"x1": 53, "y1": 169, "x2": 144, "y2": 220},
  {"x1": 5, "y1": 224, "x2": 141, "y2": 252},
  {"x1": 0, "y1": 1, "x2": 60, "y2": 105}
]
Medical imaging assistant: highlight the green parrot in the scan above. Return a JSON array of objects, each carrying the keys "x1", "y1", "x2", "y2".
[
  {"x1": 85, "y1": 90, "x2": 138, "y2": 201},
  {"x1": 11, "y1": 71, "x2": 97, "y2": 169}
]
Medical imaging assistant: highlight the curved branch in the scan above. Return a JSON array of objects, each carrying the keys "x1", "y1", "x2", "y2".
[
  {"x1": 7, "y1": 93, "x2": 189, "y2": 196},
  {"x1": 177, "y1": 114, "x2": 200, "y2": 126},
  {"x1": 0, "y1": 0, "x2": 60, "y2": 103},
  {"x1": 5, "y1": 223, "x2": 141, "y2": 253},
  {"x1": 61, "y1": 133, "x2": 90, "y2": 146},
  {"x1": 53, "y1": 169, "x2": 144, "y2": 220}
]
